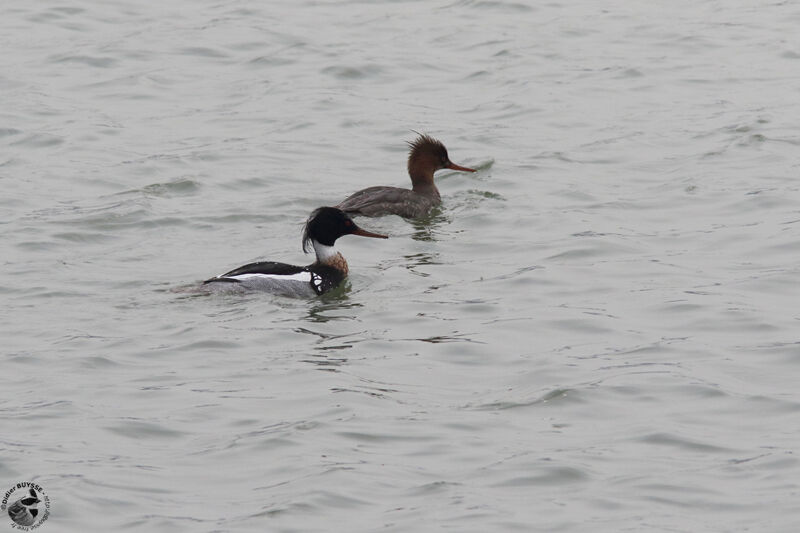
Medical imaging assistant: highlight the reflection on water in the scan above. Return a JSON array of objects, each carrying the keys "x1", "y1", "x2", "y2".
[
  {"x1": 294, "y1": 326, "x2": 356, "y2": 344},
  {"x1": 295, "y1": 325, "x2": 358, "y2": 369},
  {"x1": 466, "y1": 189, "x2": 504, "y2": 201},
  {"x1": 409, "y1": 208, "x2": 450, "y2": 242},
  {"x1": 301, "y1": 353, "x2": 349, "y2": 370},
  {"x1": 413, "y1": 333, "x2": 485, "y2": 344},
  {"x1": 402, "y1": 252, "x2": 441, "y2": 278},
  {"x1": 304, "y1": 289, "x2": 361, "y2": 323}
]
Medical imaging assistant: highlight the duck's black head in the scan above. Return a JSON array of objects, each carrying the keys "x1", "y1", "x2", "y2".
[{"x1": 302, "y1": 207, "x2": 387, "y2": 252}]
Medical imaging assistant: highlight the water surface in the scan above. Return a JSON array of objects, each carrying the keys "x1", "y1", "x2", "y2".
[{"x1": 2, "y1": 1, "x2": 800, "y2": 531}]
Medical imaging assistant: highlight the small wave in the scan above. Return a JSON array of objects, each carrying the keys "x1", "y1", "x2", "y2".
[
  {"x1": 10, "y1": 133, "x2": 64, "y2": 148},
  {"x1": 321, "y1": 64, "x2": 383, "y2": 80},
  {"x1": 177, "y1": 46, "x2": 230, "y2": 59},
  {"x1": 49, "y1": 54, "x2": 117, "y2": 68}
]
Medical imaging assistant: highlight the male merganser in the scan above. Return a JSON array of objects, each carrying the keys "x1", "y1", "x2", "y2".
[
  {"x1": 204, "y1": 207, "x2": 387, "y2": 296},
  {"x1": 336, "y1": 134, "x2": 476, "y2": 218}
]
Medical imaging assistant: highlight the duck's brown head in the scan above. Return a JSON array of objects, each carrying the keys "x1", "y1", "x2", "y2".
[{"x1": 407, "y1": 134, "x2": 475, "y2": 192}]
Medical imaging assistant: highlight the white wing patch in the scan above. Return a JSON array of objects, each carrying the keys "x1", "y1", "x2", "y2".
[
  {"x1": 310, "y1": 272, "x2": 324, "y2": 292},
  {"x1": 227, "y1": 272, "x2": 312, "y2": 283}
]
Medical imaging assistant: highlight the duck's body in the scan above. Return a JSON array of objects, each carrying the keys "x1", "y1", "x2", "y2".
[
  {"x1": 336, "y1": 134, "x2": 475, "y2": 218},
  {"x1": 204, "y1": 207, "x2": 386, "y2": 296},
  {"x1": 204, "y1": 261, "x2": 340, "y2": 297},
  {"x1": 334, "y1": 185, "x2": 440, "y2": 219}
]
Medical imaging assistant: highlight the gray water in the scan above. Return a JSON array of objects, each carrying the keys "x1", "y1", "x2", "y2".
[{"x1": 2, "y1": 0, "x2": 800, "y2": 531}]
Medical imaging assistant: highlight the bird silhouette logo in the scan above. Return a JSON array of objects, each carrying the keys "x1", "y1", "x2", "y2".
[{"x1": 7, "y1": 488, "x2": 41, "y2": 527}]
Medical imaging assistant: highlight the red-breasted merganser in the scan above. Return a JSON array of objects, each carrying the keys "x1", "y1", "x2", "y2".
[
  {"x1": 336, "y1": 134, "x2": 476, "y2": 218},
  {"x1": 204, "y1": 207, "x2": 387, "y2": 296}
]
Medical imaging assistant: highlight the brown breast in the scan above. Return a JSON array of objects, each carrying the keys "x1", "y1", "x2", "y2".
[{"x1": 325, "y1": 252, "x2": 349, "y2": 276}]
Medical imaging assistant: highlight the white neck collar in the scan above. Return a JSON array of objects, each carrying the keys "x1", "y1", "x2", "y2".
[{"x1": 312, "y1": 240, "x2": 338, "y2": 262}]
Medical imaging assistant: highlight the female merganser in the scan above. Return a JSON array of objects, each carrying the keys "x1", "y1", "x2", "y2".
[
  {"x1": 204, "y1": 207, "x2": 387, "y2": 296},
  {"x1": 336, "y1": 134, "x2": 476, "y2": 218}
]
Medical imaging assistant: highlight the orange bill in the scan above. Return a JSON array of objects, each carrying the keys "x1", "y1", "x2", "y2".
[
  {"x1": 446, "y1": 161, "x2": 476, "y2": 173},
  {"x1": 352, "y1": 227, "x2": 388, "y2": 239}
]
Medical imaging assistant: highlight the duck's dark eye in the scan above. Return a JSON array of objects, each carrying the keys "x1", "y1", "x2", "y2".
[{"x1": 345, "y1": 220, "x2": 353, "y2": 227}]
